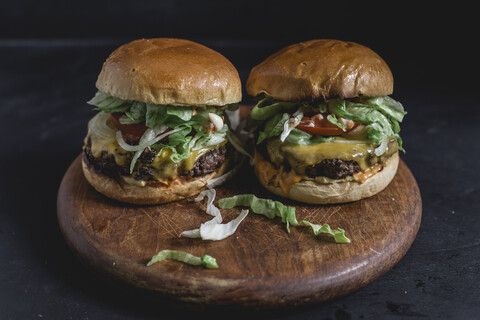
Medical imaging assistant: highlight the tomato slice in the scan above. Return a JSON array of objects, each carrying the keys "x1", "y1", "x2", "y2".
[
  {"x1": 296, "y1": 114, "x2": 355, "y2": 136},
  {"x1": 296, "y1": 124, "x2": 345, "y2": 136},
  {"x1": 110, "y1": 113, "x2": 148, "y2": 139}
]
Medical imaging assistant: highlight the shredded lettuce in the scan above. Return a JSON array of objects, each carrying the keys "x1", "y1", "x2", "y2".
[
  {"x1": 147, "y1": 249, "x2": 218, "y2": 269},
  {"x1": 216, "y1": 194, "x2": 350, "y2": 242},
  {"x1": 285, "y1": 129, "x2": 335, "y2": 145},
  {"x1": 327, "y1": 99, "x2": 404, "y2": 155},
  {"x1": 121, "y1": 101, "x2": 146, "y2": 124},
  {"x1": 180, "y1": 190, "x2": 349, "y2": 244},
  {"x1": 360, "y1": 96, "x2": 406, "y2": 122},
  {"x1": 87, "y1": 91, "x2": 231, "y2": 170},
  {"x1": 247, "y1": 95, "x2": 406, "y2": 156},
  {"x1": 302, "y1": 221, "x2": 350, "y2": 243},
  {"x1": 257, "y1": 113, "x2": 289, "y2": 144},
  {"x1": 280, "y1": 108, "x2": 304, "y2": 142},
  {"x1": 87, "y1": 91, "x2": 128, "y2": 113},
  {"x1": 218, "y1": 194, "x2": 298, "y2": 233},
  {"x1": 117, "y1": 127, "x2": 181, "y2": 173},
  {"x1": 248, "y1": 97, "x2": 299, "y2": 121},
  {"x1": 326, "y1": 114, "x2": 346, "y2": 131}
]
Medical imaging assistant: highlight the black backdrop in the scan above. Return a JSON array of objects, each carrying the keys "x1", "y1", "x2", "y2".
[
  {"x1": 1, "y1": 2, "x2": 480, "y2": 319},
  {"x1": 1, "y1": 0, "x2": 477, "y2": 94}
]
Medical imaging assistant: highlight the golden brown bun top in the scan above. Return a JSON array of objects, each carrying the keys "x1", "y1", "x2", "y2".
[
  {"x1": 246, "y1": 39, "x2": 393, "y2": 101},
  {"x1": 96, "y1": 38, "x2": 242, "y2": 106}
]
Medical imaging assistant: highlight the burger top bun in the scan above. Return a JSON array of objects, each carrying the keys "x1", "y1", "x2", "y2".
[
  {"x1": 96, "y1": 38, "x2": 242, "y2": 107},
  {"x1": 246, "y1": 39, "x2": 393, "y2": 101}
]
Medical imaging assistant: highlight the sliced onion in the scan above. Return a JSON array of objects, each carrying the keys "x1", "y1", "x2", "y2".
[
  {"x1": 116, "y1": 125, "x2": 176, "y2": 152},
  {"x1": 181, "y1": 189, "x2": 222, "y2": 238},
  {"x1": 280, "y1": 108, "x2": 304, "y2": 142},
  {"x1": 194, "y1": 189, "x2": 222, "y2": 222},
  {"x1": 199, "y1": 209, "x2": 249, "y2": 241},
  {"x1": 208, "y1": 113, "x2": 224, "y2": 131},
  {"x1": 88, "y1": 113, "x2": 116, "y2": 141},
  {"x1": 374, "y1": 136, "x2": 389, "y2": 156},
  {"x1": 115, "y1": 125, "x2": 181, "y2": 173},
  {"x1": 181, "y1": 188, "x2": 249, "y2": 241}
]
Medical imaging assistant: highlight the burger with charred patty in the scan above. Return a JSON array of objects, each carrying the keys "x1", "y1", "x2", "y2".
[
  {"x1": 82, "y1": 38, "x2": 241, "y2": 204},
  {"x1": 246, "y1": 39, "x2": 406, "y2": 204}
]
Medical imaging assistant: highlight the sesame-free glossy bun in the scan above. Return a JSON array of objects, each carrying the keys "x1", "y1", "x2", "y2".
[
  {"x1": 96, "y1": 38, "x2": 242, "y2": 106},
  {"x1": 82, "y1": 158, "x2": 229, "y2": 205},
  {"x1": 246, "y1": 39, "x2": 393, "y2": 101},
  {"x1": 255, "y1": 152, "x2": 399, "y2": 204}
]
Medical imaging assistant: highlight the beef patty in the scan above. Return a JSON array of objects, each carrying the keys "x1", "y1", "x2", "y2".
[
  {"x1": 305, "y1": 159, "x2": 361, "y2": 179},
  {"x1": 186, "y1": 147, "x2": 227, "y2": 177},
  {"x1": 83, "y1": 141, "x2": 227, "y2": 181}
]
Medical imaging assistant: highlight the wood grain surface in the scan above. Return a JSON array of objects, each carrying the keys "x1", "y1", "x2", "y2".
[{"x1": 57, "y1": 154, "x2": 421, "y2": 309}]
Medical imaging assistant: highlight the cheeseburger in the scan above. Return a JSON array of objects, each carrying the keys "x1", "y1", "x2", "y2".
[
  {"x1": 246, "y1": 39, "x2": 406, "y2": 204},
  {"x1": 82, "y1": 38, "x2": 241, "y2": 204}
]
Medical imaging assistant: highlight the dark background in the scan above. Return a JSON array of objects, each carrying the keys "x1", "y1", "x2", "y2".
[{"x1": 1, "y1": 1, "x2": 479, "y2": 319}]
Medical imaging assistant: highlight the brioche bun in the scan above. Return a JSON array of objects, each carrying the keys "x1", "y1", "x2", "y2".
[
  {"x1": 82, "y1": 158, "x2": 229, "y2": 205},
  {"x1": 246, "y1": 39, "x2": 393, "y2": 101},
  {"x1": 255, "y1": 152, "x2": 399, "y2": 204},
  {"x1": 247, "y1": 39, "x2": 400, "y2": 203},
  {"x1": 96, "y1": 38, "x2": 241, "y2": 106},
  {"x1": 83, "y1": 38, "x2": 238, "y2": 205}
]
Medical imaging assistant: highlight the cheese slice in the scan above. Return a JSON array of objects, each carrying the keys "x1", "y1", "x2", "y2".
[
  {"x1": 87, "y1": 115, "x2": 224, "y2": 181},
  {"x1": 266, "y1": 137, "x2": 398, "y2": 175},
  {"x1": 256, "y1": 136, "x2": 396, "y2": 189}
]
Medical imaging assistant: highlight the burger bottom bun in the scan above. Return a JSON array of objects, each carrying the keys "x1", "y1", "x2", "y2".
[
  {"x1": 82, "y1": 158, "x2": 229, "y2": 205},
  {"x1": 255, "y1": 152, "x2": 399, "y2": 204}
]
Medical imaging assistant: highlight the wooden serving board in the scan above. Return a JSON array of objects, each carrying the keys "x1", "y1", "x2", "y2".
[{"x1": 57, "y1": 155, "x2": 421, "y2": 309}]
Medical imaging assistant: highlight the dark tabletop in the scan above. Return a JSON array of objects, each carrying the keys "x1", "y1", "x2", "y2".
[{"x1": 1, "y1": 2, "x2": 479, "y2": 319}]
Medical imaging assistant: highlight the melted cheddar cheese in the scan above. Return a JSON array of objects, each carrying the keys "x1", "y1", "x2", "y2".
[
  {"x1": 256, "y1": 137, "x2": 398, "y2": 193},
  {"x1": 87, "y1": 116, "x2": 224, "y2": 181},
  {"x1": 266, "y1": 137, "x2": 398, "y2": 175}
]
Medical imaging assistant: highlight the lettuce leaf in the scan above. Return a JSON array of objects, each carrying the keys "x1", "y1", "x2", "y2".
[
  {"x1": 147, "y1": 249, "x2": 218, "y2": 269},
  {"x1": 247, "y1": 95, "x2": 406, "y2": 156},
  {"x1": 120, "y1": 101, "x2": 146, "y2": 124},
  {"x1": 87, "y1": 91, "x2": 230, "y2": 168},
  {"x1": 285, "y1": 129, "x2": 334, "y2": 145},
  {"x1": 258, "y1": 115, "x2": 334, "y2": 146},
  {"x1": 217, "y1": 194, "x2": 350, "y2": 243},
  {"x1": 166, "y1": 105, "x2": 194, "y2": 121},
  {"x1": 87, "y1": 91, "x2": 130, "y2": 113},
  {"x1": 145, "y1": 104, "x2": 168, "y2": 127},
  {"x1": 361, "y1": 96, "x2": 406, "y2": 122},
  {"x1": 257, "y1": 113, "x2": 289, "y2": 144},
  {"x1": 249, "y1": 97, "x2": 299, "y2": 121},
  {"x1": 327, "y1": 99, "x2": 399, "y2": 156},
  {"x1": 87, "y1": 91, "x2": 228, "y2": 131},
  {"x1": 218, "y1": 194, "x2": 298, "y2": 233},
  {"x1": 326, "y1": 114, "x2": 346, "y2": 131},
  {"x1": 302, "y1": 220, "x2": 350, "y2": 243}
]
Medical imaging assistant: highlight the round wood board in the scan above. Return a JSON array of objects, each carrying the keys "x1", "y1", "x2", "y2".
[{"x1": 57, "y1": 155, "x2": 421, "y2": 309}]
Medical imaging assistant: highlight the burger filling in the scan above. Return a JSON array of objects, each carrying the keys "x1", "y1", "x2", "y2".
[
  {"x1": 83, "y1": 91, "x2": 236, "y2": 186},
  {"x1": 247, "y1": 95, "x2": 406, "y2": 191}
]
